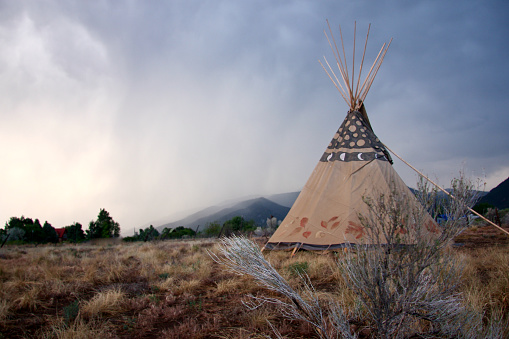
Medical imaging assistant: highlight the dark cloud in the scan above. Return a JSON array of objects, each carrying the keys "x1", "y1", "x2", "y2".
[{"x1": 0, "y1": 1, "x2": 507, "y2": 234}]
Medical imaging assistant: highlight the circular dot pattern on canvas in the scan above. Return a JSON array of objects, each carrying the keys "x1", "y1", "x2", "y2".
[{"x1": 321, "y1": 110, "x2": 390, "y2": 163}]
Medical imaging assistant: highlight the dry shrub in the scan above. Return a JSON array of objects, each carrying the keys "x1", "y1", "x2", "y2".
[
  {"x1": 45, "y1": 319, "x2": 109, "y2": 339},
  {"x1": 137, "y1": 247, "x2": 166, "y2": 267},
  {"x1": 460, "y1": 246, "x2": 509, "y2": 313},
  {"x1": 182, "y1": 252, "x2": 213, "y2": 280},
  {"x1": 41, "y1": 265, "x2": 66, "y2": 281},
  {"x1": 15, "y1": 283, "x2": 43, "y2": 310},
  {"x1": 3, "y1": 234, "x2": 506, "y2": 338},
  {"x1": 246, "y1": 305, "x2": 276, "y2": 329},
  {"x1": 81, "y1": 253, "x2": 138, "y2": 285},
  {"x1": 81, "y1": 288, "x2": 126, "y2": 318},
  {"x1": 10, "y1": 265, "x2": 29, "y2": 282},
  {"x1": 159, "y1": 317, "x2": 210, "y2": 339},
  {"x1": 155, "y1": 277, "x2": 176, "y2": 291},
  {"x1": 215, "y1": 278, "x2": 242, "y2": 295},
  {"x1": 174, "y1": 279, "x2": 202, "y2": 294},
  {"x1": 42, "y1": 279, "x2": 69, "y2": 298},
  {"x1": 211, "y1": 327, "x2": 271, "y2": 339},
  {"x1": 182, "y1": 251, "x2": 203, "y2": 265},
  {"x1": 104, "y1": 257, "x2": 137, "y2": 283},
  {"x1": 81, "y1": 256, "x2": 105, "y2": 285},
  {"x1": 158, "y1": 262, "x2": 193, "y2": 279},
  {"x1": 4, "y1": 276, "x2": 30, "y2": 296},
  {"x1": 156, "y1": 248, "x2": 214, "y2": 281},
  {"x1": 0, "y1": 299, "x2": 10, "y2": 321},
  {"x1": 211, "y1": 175, "x2": 509, "y2": 338},
  {"x1": 306, "y1": 254, "x2": 336, "y2": 281},
  {"x1": 194, "y1": 262, "x2": 213, "y2": 281}
]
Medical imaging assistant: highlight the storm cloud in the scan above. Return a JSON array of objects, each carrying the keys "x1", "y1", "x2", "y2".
[{"x1": 1, "y1": 1, "x2": 508, "y2": 234}]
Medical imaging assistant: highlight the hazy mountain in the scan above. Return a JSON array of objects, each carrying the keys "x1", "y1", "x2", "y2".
[
  {"x1": 156, "y1": 197, "x2": 290, "y2": 232},
  {"x1": 478, "y1": 177, "x2": 509, "y2": 209},
  {"x1": 265, "y1": 191, "x2": 300, "y2": 208},
  {"x1": 153, "y1": 177, "x2": 500, "y2": 233}
]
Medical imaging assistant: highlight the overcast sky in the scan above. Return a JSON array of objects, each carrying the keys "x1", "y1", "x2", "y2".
[{"x1": 1, "y1": 1, "x2": 508, "y2": 235}]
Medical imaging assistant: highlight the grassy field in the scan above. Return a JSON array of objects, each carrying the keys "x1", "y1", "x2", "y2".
[{"x1": 0, "y1": 227, "x2": 508, "y2": 338}]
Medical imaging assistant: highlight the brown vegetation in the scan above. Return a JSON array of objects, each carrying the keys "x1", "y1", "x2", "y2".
[{"x1": 0, "y1": 233, "x2": 507, "y2": 338}]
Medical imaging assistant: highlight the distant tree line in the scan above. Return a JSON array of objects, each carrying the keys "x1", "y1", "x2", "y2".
[
  {"x1": 203, "y1": 216, "x2": 256, "y2": 237},
  {"x1": 123, "y1": 225, "x2": 197, "y2": 242},
  {"x1": 1, "y1": 212, "x2": 264, "y2": 245},
  {"x1": 0, "y1": 208, "x2": 120, "y2": 245},
  {"x1": 123, "y1": 216, "x2": 257, "y2": 242},
  {"x1": 0, "y1": 217, "x2": 59, "y2": 244}
]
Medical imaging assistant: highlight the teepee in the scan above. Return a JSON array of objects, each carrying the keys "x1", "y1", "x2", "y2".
[{"x1": 265, "y1": 23, "x2": 438, "y2": 251}]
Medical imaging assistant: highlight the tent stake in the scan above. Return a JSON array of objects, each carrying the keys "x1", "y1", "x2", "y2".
[{"x1": 291, "y1": 245, "x2": 299, "y2": 257}]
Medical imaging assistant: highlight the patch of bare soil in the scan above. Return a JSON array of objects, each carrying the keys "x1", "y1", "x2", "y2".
[{"x1": 454, "y1": 222, "x2": 509, "y2": 249}]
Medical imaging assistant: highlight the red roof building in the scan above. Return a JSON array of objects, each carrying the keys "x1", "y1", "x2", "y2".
[{"x1": 55, "y1": 228, "x2": 67, "y2": 241}]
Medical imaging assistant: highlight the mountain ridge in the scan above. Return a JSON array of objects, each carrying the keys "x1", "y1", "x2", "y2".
[
  {"x1": 153, "y1": 178, "x2": 501, "y2": 233},
  {"x1": 478, "y1": 176, "x2": 509, "y2": 209},
  {"x1": 156, "y1": 196, "x2": 291, "y2": 232}
]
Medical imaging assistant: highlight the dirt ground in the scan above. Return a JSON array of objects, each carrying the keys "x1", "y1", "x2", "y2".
[
  {"x1": 454, "y1": 222, "x2": 509, "y2": 248},
  {"x1": 0, "y1": 224, "x2": 508, "y2": 338}
]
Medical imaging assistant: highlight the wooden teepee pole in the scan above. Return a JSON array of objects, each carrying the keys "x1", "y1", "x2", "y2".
[
  {"x1": 383, "y1": 143, "x2": 509, "y2": 237},
  {"x1": 354, "y1": 24, "x2": 371, "y2": 101},
  {"x1": 321, "y1": 22, "x2": 391, "y2": 111}
]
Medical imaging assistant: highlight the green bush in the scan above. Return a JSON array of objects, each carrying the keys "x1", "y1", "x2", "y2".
[
  {"x1": 472, "y1": 202, "x2": 495, "y2": 215},
  {"x1": 287, "y1": 262, "x2": 309, "y2": 276}
]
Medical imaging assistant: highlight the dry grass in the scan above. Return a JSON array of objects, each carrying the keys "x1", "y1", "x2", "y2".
[
  {"x1": 174, "y1": 278, "x2": 203, "y2": 294},
  {"x1": 44, "y1": 319, "x2": 109, "y2": 339},
  {"x1": 81, "y1": 288, "x2": 127, "y2": 317},
  {"x1": 460, "y1": 246, "x2": 509, "y2": 314},
  {"x1": 0, "y1": 300, "x2": 10, "y2": 322},
  {"x1": 215, "y1": 278, "x2": 242, "y2": 295},
  {"x1": 0, "y1": 238, "x2": 507, "y2": 338},
  {"x1": 15, "y1": 283, "x2": 44, "y2": 310}
]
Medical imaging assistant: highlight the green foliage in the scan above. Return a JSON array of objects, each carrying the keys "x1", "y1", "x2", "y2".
[
  {"x1": 65, "y1": 222, "x2": 86, "y2": 243},
  {"x1": 124, "y1": 225, "x2": 197, "y2": 242},
  {"x1": 161, "y1": 226, "x2": 196, "y2": 239},
  {"x1": 287, "y1": 262, "x2": 309, "y2": 276},
  {"x1": 3, "y1": 217, "x2": 60, "y2": 244},
  {"x1": 122, "y1": 235, "x2": 138, "y2": 242},
  {"x1": 5, "y1": 216, "x2": 24, "y2": 230},
  {"x1": 140, "y1": 225, "x2": 160, "y2": 241},
  {"x1": 87, "y1": 209, "x2": 120, "y2": 239},
  {"x1": 148, "y1": 294, "x2": 160, "y2": 304},
  {"x1": 160, "y1": 227, "x2": 171, "y2": 239},
  {"x1": 123, "y1": 225, "x2": 161, "y2": 242},
  {"x1": 5, "y1": 227, "x2": 25, "y2": 242},
  {"x1": 187, "y1": 295, "x2": 202, "y2": 311},
  {"x1": 221, "y1": 216, "x2": 256, "y2": 236},
  {"x1": 3, "y1": 217, "x2": 45, "y2": 243},
  {"x1": 0, "y1": 228, "x2": 7, "y2": 242},
  {"x1": 122, "y1": 316, "x2": 137, "y2": 332},
  {"x1": 472, "y1": 202, "x2": 495, "y2": 215},
  {"x1": 63, "y1": 300, "x2": 80, "y2": 324},
  {"x1": 224, "y1": 216, "x2": 254, "y2": 232},
  {"x1": 204, "y1": 222, "x2": 221, "y2": 236},
  {"x1": 158, "y1": 273, "x2": 170, "y2": 280},
  {"x1": 122, "y1": 225, "x2": 161, "y2": 242},
  {"x1": 203, "y1": 217, "x2": 256, "y2": 237},
  {"x1": 42, "y1": 221, "x2": 58, "y2": 243}
]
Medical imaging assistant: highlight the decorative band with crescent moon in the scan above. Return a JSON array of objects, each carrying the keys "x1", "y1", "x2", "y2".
[{"x1": 320, "y1": 151, "x2": 389, "y2": 163}]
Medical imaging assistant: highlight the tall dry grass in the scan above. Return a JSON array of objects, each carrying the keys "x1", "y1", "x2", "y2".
[
  {"x1": 81, "y1": 288, "x2": 127, "y2": 318},
  {"x1": 0, "y1": 238, "x2": 506, "y2": 338},
  {"x1": 460, "y1": 246, "x2": 509, "y2": 314}
]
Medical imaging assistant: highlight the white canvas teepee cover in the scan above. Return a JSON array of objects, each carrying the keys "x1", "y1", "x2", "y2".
[
  {"x1": 265, "y1": 23, "x2": 438, "y2": 251},
  {"x1": 265, "y1": 107, "x2": 438, "y2": 250}
]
